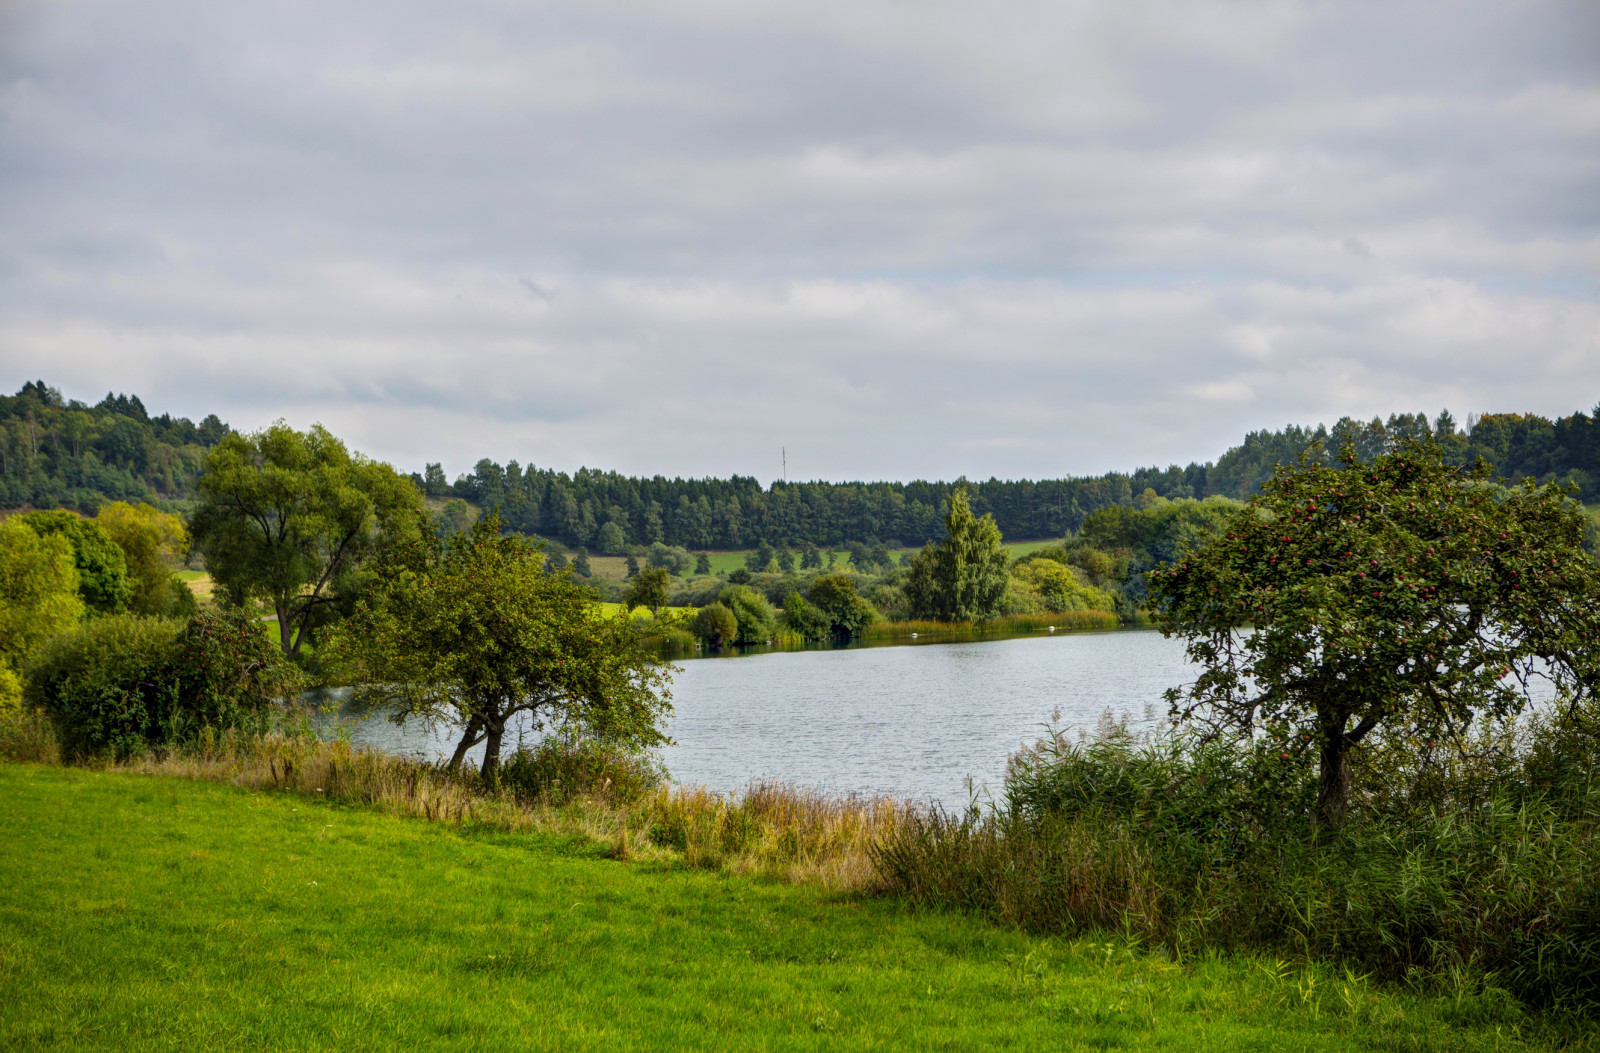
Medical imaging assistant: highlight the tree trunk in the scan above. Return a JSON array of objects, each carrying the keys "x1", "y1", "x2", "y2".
[
  {"x1": 447, "y1": 716, "x2": 484, "y2": 771},
  {"x1": 276, "y1": 604, "x2": 295, "y2": 657},
  {"x1": 1315, "y1": 725, "x2": 1351, "y2": 829},
  {"x1": 479, "y1": 719, "x2": 505, "y2": 784}
]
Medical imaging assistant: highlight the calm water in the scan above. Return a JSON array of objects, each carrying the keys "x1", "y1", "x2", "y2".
[{"x1": 322, "y1": 629, "x2": 1195, "y2": 808}]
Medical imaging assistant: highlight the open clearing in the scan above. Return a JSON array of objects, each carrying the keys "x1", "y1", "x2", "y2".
[{"x1": 0, "y1": 765, "x2": 1563, "y2": 1051}]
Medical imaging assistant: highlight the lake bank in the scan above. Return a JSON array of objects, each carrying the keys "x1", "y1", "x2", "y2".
[{"x1": 0, "y1": 764, "x2": 1562, "y2": 1052}]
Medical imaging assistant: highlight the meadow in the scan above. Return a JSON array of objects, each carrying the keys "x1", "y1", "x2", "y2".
[{"x1": 0, "y1": 762, "x2": 1578, "y2": 1052}]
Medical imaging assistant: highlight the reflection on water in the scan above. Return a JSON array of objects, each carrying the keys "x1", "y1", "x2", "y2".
[{"x1": 313, "y1": 629, "x2": 1195, "y2": 809}]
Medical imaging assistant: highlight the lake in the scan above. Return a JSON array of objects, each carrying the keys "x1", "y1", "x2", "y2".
[{"x1": 323, "y1": 628, "x2": 1195, "y2": 808}]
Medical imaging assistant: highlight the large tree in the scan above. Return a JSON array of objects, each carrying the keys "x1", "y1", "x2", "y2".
[
  {"x1": 904, "y1": 489, "x2": 1010, "y2": 621},
  {"x1": 330, "y1": 514, "x2": 674, "y2": 781},
  {"x1": 0, "y1": 519, "x2": 84, "y2": 702},
  {"x1": 191, "y1": 423, "x2": 423, "y2": 658},
  {"x1": 1150, "y1": 442, "x2": 1600, "y2": 827}
]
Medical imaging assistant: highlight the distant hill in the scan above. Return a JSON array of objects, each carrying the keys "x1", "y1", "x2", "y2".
[
  {"x1": 0, "y1": 380, "x2": 230, "y2": 513},
  {"x1": 4, "y1": 379, "x2": 1595, "y2": 548}
]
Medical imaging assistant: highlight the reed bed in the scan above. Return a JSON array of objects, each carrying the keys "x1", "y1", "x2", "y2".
[{"x1": 862, "y1": 610, "x2": 1119, "y2": 642}]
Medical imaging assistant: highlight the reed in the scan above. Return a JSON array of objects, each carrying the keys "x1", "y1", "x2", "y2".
[
  {"x1": 872, "y1": 711, "x2": 1600, "y2": 1009},
  {"x1": 862, "y1": 610, "x2": 1119, "y2": 642},
  {"x1": 6, "y1": 713, "x2": 909, "y2": 893}
]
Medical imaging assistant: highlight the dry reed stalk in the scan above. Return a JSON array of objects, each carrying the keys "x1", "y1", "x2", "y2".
[{"x1": 19, "y1": 726, "x2": 908, "y2": 893}]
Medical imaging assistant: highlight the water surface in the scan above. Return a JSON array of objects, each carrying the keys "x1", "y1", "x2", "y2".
[{"x1": 324, "y1": 629, "x2": 1194, "y2": 808}]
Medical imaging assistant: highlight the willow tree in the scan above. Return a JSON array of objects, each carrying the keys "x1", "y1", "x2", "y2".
[
  {"x1": 330, "y1": 514, "x2": 674, "y2": 781},
  {"x1": 191, "y1": 422, "x2": 423, "y2": 658},
  {"x1": 1150, "y1": 442, "x2": 1600, "y2": 827}
]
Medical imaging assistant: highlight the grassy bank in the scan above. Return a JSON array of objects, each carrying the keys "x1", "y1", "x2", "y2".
[
  {"x1": 0, "y1": 763, "x2": 1577, "y2": 1051},
  {"x1": 861, "y1": 610, "x2": 1121, "y2": 643}
]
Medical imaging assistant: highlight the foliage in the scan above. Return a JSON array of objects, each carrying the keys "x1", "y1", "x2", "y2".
[
  {"x1": 22, "y1": 608, "x2": 305, "y2": 761},
  {"x1": 904, "y1": 489, "x2": 1010, "y2": 621},
  {"x1": 498, "y1": 736, "x2": 665, "y2": 806},
  {"x1": 0, "y1": 518, "x2": 84, "y2": 673},
  {"x1": 16, "y1": 509, "x2": 132, "y2": 614},
  {"x1": 328, "y1": 513, "x2": 674, "y2": 781},
  {"x1": 0, "y1": 664, "x2": 20, "y2": 716},
  {"x1": 571, "y1": 548, "x2": 592, "y2": 577},
  {"x1": 621, "y1": 566, "x2": 670, "y2": 616},
  {"x1": 744, "y1": 540, "x2": 777, "y2": 574},
  {"x1": 645, "y1": 541, "x2": 693, "y2": 575},
  {"x1": 191, "y1": 422, "x2": 425, "y2": 658},
  {"x1": 0, "y1": 381, "x2": 228, "y2": 512},
  {"x1": 595, "y1": 521, "x2": 626, "y2": 553},
  {"x1": 1008, "y1": 559, "x2": 1117, "y2": 613},
  {"x1": 1150, "y1": 442, "x2": 1600, "y2": 826},
  {"x1": 694, "y1": 552, "x2": 711, "y2": 575},
  {"x1": 875, "y1": 708, "x2": 1600, "y2": 1010},
  {"x1": 689, "y1": 602, "x2": 739, "y2": 646},
  {"x1": 93, "y1": 500, "x2": 191, "y2": 616},
  {"x1": 780, "y1": 591, "x2": 831, "y2": 641},
  {"x1": 805, "y1": 574, "x2": 879, "y2": 641},
  {"x1": 718, "y1": 585, "x2": 777, "y2": 644}
]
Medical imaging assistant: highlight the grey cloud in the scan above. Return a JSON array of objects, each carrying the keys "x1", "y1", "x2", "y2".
[{"x1": 1, "y1": 0, "x2": 1596, "y2": 482}]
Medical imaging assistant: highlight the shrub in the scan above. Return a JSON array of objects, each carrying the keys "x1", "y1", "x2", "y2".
[
  {"x1": 499, "y1": 737, "x2": 664, "y2": 806},
  {"x1": 690, "y1": 602, "x2": 739, "y2": 646},
  {"x1": 24, "y1": 614, "x2": 182, "y2": 760},
  {"x1": 874, "y1": 714, "x2": 1600, "y2": 1008},
  {"x1": 719, "y1": 585, "x2": 776, "y2": 644},
  {"x1": 25, "y1": 607, "x2": 305, "y2": 761}
]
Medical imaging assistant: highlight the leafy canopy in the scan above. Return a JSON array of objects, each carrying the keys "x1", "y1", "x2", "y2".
[
  {"x1": 0, "y1": 519, "x2": 84, "y2": 682},
  {"x1": 94, "y1": 501, "x2": 191, "y2": 616},
  {"x1": 904, "y1": 489, "x2": 1010, "y2": 621},
  {"x1": 16, "y1": 510, "x2": 131, "y2": 615},
  {"x1": 1150, "y1": 442, "x2": 1600, "y2": 826},
  {"x1": 330, "y1": 514, "x2": 674, "y2": 781},
  {"x1": 191, "y1": 422, "x2": 423, "y2": 657}
]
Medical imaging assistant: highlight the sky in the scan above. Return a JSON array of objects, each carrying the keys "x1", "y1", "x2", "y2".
[{"x1": 2, "y1": 0, "x2": 1598, "y2": 484}]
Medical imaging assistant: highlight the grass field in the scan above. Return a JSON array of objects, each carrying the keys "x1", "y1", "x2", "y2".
[{"x1": 0, "y1": 764, "x2": 1574, "y2": 1051}]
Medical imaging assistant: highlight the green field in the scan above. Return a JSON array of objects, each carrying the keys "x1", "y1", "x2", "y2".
[{"x1": 0, "y1": 765, "x2": 1567, "y2": 1051}]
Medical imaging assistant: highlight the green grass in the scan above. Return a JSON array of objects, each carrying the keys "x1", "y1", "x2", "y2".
[{"x1": 0, "y1": 765, "x2": 1575, "y2": 1051}]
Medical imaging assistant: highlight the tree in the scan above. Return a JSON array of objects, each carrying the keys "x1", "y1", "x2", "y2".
[
  {"x1": 806, "y1": 574, "x2": 879, "y2": 641},
  {"x1": 571, "y1": 548, "x2": 593, "y2": 578},
  {"x1": 329, "y1": 514, "x2": 673, "y2": 781},
  {"x1": 719, "y1": 585, "x2": 776, "y2": 644},
  {"x1": 191, "y1": 422, "x2": 424, "y2": 658},
  {"x1": 596, "y1": 521, "x2": 627, "y2": 554},
  {"x1": 691, "y1": 602, "x2": 739, "y2": 647},
  {"x1": 746, "y1": 541, "x2": 776, "y2": 574},
  {"x1": 776, "y1": 547, "x2": 796, "y2": 573},
  {"x1": 625, "y1": 554, "x2": 640, "y2": 578},
  {"x1": 0, "y1": 519, "x2": 83, "y2": 678},
  {"x1": 17, "y1": 510, "x2": 131, "y2": 614},
  {"x1": 1150, "y1": 442, "x2": 1600, "y2": 827},
  {"x1": 904, "y1": 489, "x2": 1010, "y2": 620},
  {"x1": 694, "y1": 553, "x2": 712, "y2": 576},
  {"x1": 94, "y1": 501, "x2": 190, "y2": 616},
  {"x1": 623, "y1": 566, "x2": 671, "y2": 617}
]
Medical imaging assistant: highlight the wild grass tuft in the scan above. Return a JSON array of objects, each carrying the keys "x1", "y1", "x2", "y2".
[{"x1": 872, "y1": 708, "x2": 1600, "y2": 1011}]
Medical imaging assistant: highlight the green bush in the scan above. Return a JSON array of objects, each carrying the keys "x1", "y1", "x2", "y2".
[
  {"x1": 25, "y1": 607, "x2": 305, "y2": 761},
  {"x1": 875, "y1": 715, "x2": 1600, "y2": 1009},
  {"x1": 690, "y1": 602, "x2": 738, "y2": 646},
  {"x1": 499, "y1": 737, "x2": 665, "y2": 806}
]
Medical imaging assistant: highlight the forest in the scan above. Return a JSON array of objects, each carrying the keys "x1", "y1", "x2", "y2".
[{"x1": 3, "y1": 379, "x2": 1596, "y2": 551}]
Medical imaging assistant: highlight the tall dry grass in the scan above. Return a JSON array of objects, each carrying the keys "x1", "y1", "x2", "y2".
[{"x1": 0, "y1": 712, "x2": 907, "y2": 892}]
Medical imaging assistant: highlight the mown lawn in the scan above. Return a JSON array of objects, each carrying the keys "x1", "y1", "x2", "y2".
[{"x1": 0, "y1": 765, "x2": 1564, "y2": 1051}]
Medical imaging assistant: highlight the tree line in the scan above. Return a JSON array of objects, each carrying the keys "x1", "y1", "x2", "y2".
[{"x1": 5, "y1": 379, "x2": 1598, "y2": 550}]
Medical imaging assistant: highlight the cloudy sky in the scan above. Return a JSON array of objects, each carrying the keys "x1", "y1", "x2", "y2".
[{"x1": 2, "y1": 0, "x2": 1597, "y2": 483}]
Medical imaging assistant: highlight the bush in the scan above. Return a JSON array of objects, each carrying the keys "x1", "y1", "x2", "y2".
[
  {"x1": 719, "y1": 585, "x2": 776, "y2": 644},
  {"x1": 874, "y1": 715, "x2": 1600, "y2": 1008},
  {"x1": 499, "y1": 737, "x2": 664, "y2": 806},
  {"x1": 25, "y1": 607, "x2": 305, "y2": 761},
  {"x1": 690, "y1": 602, "x2": 739, "y2": 646}
]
